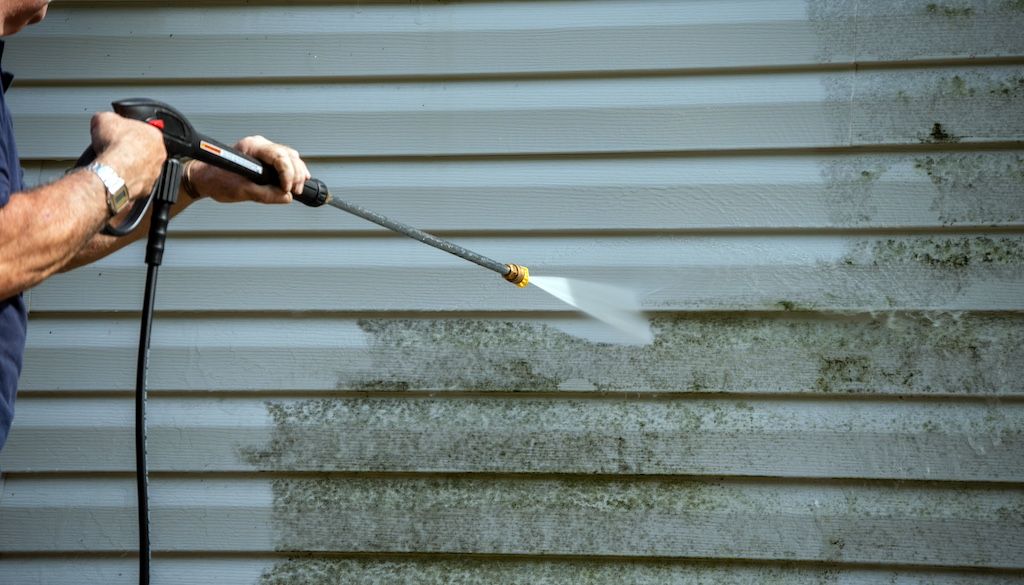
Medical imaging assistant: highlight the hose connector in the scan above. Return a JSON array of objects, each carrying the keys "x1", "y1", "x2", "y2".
[{"x1": 503, "y1": 264, "x2": 530, "y2": 288}]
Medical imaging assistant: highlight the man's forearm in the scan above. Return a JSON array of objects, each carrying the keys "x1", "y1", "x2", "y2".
[
  {"x1": 0, "y1": 170, "x2": 110, "y2": 298},
  {"x1": 64, "y1": 191, "x2": 195, "y2": 271}
]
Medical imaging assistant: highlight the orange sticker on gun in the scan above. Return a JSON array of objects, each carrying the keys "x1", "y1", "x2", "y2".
[
  {"x1": 200, "y1": 141, "x2": 221, "y2": 156},
  {"x1": 200, "y1": 140, "x2": 263, "y2": 175}
]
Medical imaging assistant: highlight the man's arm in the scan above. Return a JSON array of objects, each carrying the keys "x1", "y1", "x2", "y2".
[
  {"x1": 0, "y1": 113, "x2": 166, "y2": 298},
  {"x1": 0, "y1": 170, "x2": 109, "y2": 297}
]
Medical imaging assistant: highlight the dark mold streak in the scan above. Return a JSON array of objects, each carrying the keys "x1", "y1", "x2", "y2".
[
  {"x1": 924, "y1": 122, "x2": 960, "y2": 144},
  {"x1": 925, "y1": 3, "x2": 975, "y2": 17},
  {"x1": 851, "y1": 236, "x2": 1024, "y2": 269}
]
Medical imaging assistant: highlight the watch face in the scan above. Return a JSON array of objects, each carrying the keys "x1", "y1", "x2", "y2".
[{"x1": 109, "y1": 184, "x2": 130, "y2": 214}]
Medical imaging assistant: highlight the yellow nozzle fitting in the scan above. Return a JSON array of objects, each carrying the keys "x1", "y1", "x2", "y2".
[{"x1": 503, "y1": 264, "x2": 530, "y2": 288}]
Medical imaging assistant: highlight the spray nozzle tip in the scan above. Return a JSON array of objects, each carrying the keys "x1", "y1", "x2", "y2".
[{"x1": 503, "y1": 264, "x2": 530, "y2": 288}]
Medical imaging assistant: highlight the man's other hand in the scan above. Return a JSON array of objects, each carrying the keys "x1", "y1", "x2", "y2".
[{"x1": 186, "y1": 136, "x2": 311, "y2": 205}]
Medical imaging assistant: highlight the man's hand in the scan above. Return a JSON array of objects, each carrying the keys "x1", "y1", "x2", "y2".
[
  {"x1": 186, "y1": 135, "x2": 311, "y2": 204},
  {"x1": 90, "y1": 112, "x2": 167, "y2": 200}
]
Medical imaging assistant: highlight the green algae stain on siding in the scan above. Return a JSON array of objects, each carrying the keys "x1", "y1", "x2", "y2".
[
  {"x1": 808, "y1": 0, "x2": 1024, "y2": 62},
  {"x1": 859, "y1": 69, "x2": 1024, "y2": 146},
  {"x1": 256, "y1": 477, "x2": 1024, "y2": 565},
  {"x1": 817, "y1": 51, "x2": 1024, "y2": 148},
  {"x1": 914, "y1": 153, "x2": 1024, "y2": 225},
  {"x1": 925, "y1": 3, "x2": 975, "y2": 17},
  {"x1": 256, "y1": 556, "x2": 1024, "y2": 585},
  {"x1": 237, "y1": 394, "x2": 1024, "y2": 480},
  {"x1": 337, "y1": 315, "x2": 1024, "y2": 396},
  {"x1": 815, "y1": 356, "x2": 872, "y2": 393},
  {"x1": 255, "y1": 557, "x2": 865, "y2": 585},
  {"x1": 256, "y1": 557, "x2": 855, "y2": 585},
  {"x1": 820, "y1": 152, "x2": 1023, "y2": 228},
  {"x1": 239, "y1": 397, "x2": 761, "y2": 475},
  {"x1": 846, "y1": 236, "x2": 1024, "y2": 269},
  {"x1": 807, "y1": 313, "x2": 1019, "y2": 394},
  {"x1": 264, "y1": 477, "x2": 761, "y2": 554}
]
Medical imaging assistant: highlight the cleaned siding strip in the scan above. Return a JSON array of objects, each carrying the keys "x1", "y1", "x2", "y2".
[
  {"x1": 11, "y1": 67, "x2": 1024, "y2": 158},
  {"x1": 31, "y1": 152, "x2": 1024, "y2": 232},
  {"x1": 20, "y1": 314, "x2": 1024, "y2": 395},
  {"x1": 2, "y1": 476, "x2": 1021, "y2": 568},
  {"x1": 24, "y1": 234, "x2": 1024, "y2": 312},
  {"x1": 0, "y1": 558, "x2": 270, "y2": 585},
  {"x1": 2, "y1": 396, "x2": 1021, "y2": 482},
  {"x1": 9, "y1": 1, "x2": 1024, "y2": 82}
]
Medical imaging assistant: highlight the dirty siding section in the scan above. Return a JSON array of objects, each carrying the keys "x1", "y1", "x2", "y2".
[{"x1": 1, "y1": 1, "x2": 1023, "y2": 583}]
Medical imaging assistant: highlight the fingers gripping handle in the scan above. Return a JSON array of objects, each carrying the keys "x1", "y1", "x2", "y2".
[
  {"x1": 266, "y1": 169, "x2": 329, "y2": 207},
  {"x1": 192, "y1": 133, "x2": 329, "y2": 207}
]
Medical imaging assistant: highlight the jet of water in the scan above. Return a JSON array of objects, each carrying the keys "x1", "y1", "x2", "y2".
[{"x1": 530, "y1": 275, "x2": 653, "y2": 345}]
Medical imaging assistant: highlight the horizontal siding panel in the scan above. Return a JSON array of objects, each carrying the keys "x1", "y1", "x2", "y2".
[
  {"x1": 31, "y1": 151, "x2": 1024, "y2": 232},
  {"x1": 0, "y1": 558, "x2": 263, "y2": 585},
  {"x1": 11, "y1": 66, "x2": 1024, "y2": 158},
  {"x1": 25, "y1": 234, "x2": 1024, "y2": 312},
  {"x1": 2, "y1": 476, "x2": 1021, "y2": 568},
  {"x1": 1, "y1": 557, "x2": 1020, "y2": 585},
  {"x1": 20, "y1": 313, "x2": 1024, "y2": 395},
  {"x1": 2, "y1": 396, "x2": 1021, "y2": 481},
  {"x1": 9, "y1": 1, "x2": 1024, "y2": 82}
]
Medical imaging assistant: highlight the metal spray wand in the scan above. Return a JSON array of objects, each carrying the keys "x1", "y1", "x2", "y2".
[{"x1": 325, "y1": 196, "x2": 530, "y2": 287}]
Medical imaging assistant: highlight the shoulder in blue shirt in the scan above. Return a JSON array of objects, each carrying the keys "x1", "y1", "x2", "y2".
[{"x1": 0, "y1": 39, "x2": 28, "y2": 451}]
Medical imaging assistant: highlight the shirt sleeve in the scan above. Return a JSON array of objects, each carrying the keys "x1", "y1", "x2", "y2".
[
  {"x1": 0, "y1": 159, "x2": 11, "y2": 208},
  {"x1": 0, "y1": 126, "x2": 14, "y2": 208}
]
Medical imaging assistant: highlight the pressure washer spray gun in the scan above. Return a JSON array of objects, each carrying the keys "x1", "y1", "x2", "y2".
[
  {"x1": 85, "y1": 98, "x2": 530, "y2": 585},
  {"x1": 93, "y1": 97, "x2": 530, "y2": 286}
]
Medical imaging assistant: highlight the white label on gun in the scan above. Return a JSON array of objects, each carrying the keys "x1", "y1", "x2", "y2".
[{"x1": 200, "y1": 140, "x2": 263, "y2": 175}]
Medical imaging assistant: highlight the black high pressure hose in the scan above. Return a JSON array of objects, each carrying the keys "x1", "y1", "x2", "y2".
[
  {"x1": 135, "y1": 264, "x2": 156, "y2": 585},
  {"x1": 133, "y1": 158, "x2": 181, "y2": 585}
]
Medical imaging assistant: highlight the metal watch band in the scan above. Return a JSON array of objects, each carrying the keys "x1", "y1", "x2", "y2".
[{"x1": 87, "y1": 162, "x2": 130, "y2": 217}]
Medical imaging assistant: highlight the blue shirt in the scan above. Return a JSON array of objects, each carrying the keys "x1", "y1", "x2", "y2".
[{"x1": 0, "y1": 40, "x2": 26, "y2": 451}]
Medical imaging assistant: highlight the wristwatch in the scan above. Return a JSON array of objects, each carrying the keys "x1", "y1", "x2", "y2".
[{"x1": 87, "y1": 162, "x2": 130, "y2": 217}]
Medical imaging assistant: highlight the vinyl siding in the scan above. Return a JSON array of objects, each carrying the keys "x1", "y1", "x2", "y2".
[{"x1": 1, "y1": 1, "x2": 1023, "y2": 584}]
